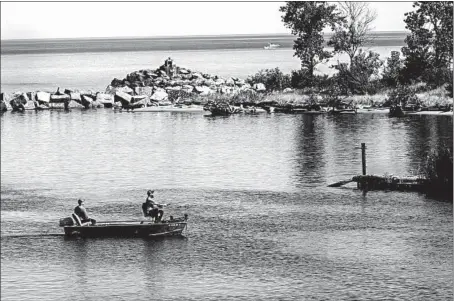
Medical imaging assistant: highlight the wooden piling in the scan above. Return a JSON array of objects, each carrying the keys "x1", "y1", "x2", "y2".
[{"x1": 361, "y1": 143, "x2": 366, "y2": 176}]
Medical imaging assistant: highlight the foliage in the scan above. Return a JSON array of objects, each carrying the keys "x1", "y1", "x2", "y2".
[
  {"x1": 422, "y1": 67, "x2": 453, "y2": 90},
  {"x1": 332, "y1": 49, "x2": 383, "y2": 95},
  {"x1": 290, "y1": 70, "x2": 330, "y2": 90},
  {"x1": 280, "y1": 2, "x2": 340, "y2": 79},
  {"x1": 320, "y1": 83, "x2": 345, "y2": 108},
  {"x1": 401, "y1": 2, "x2": 453, "y2": 85},
  {"x1": 382, "y1": 51, "x2": 404, "y2": 87},
  {"x1": 384, "y1": 85, "x2": 420, "y2": 107},
  {"x1": 246, "y1": 68, "x2": 291, "y2": 92},
  {"x1": 328, "y1": 2, "x2": 377, "y2": 63},
  {"x1": 421, "y1": 145, "x2": 453, "y2": 201},
  {"x1": 446, "y1": 71, "x2": 453, "y2": 98}
]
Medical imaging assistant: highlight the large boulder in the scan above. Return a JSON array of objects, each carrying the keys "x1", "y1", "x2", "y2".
[
  {"x1": 150, "y1": 89, "x2": 168, "y2": 102},
  {"x1": 179, "y1": 68, "x2": 190, "y2": 74},
  {"x1": 70, "y1": 92, "x2": 81, "y2": 103},
  {"x1": 235, "y1": 79, "x2": 246, "y2": 86},
  {"x1": 117, "y1": 86, "x2": 134, "y2": 95},
  {"x1": 239, "y1": 83, "x2": 252, "y2": 91},
  {"x1": 132, "y1": 95, "x2": 149, "y2": 104},
  {"x1": 215, "y1": 78, "x2": 226, "y2": 86},
  {"x1": 253, "y1": 83, "x2": 266, "y2": 92},
  {"x1": 220, "y1": 86, "x2": 234, "y2": 95},
  {"x1": 10, "y1": 94, "x2": 36, "y2": 111},
  {"x1": 114, "y1": 91, "x2": 132, "y2": 106},
  {"x1": 127, "y1": 95, "x2": 149, "y2": 108},
  {"x1": 1, "y1": 100, "x2": 7, "y2": 112},
  {"x1": 106, "y1": 85, "x2": 133, "y2": 95},
  {"x1": 36, "y1": 91, "x2": 51, "y2": 103},
  {"x1": 50, "y1": 94, "x2": 70, "y2": 103},
  {"x1": 204, "y1": 79, "x2": 215, "y2": 86},
  {"x1": 134, "y1": 86, "x2": 154, "y2": 97},
  {"x1": 68, "y1": 100, "x2": 84, "y2": 109},
  {"x1": 226, "y1": 78, "x2": 235, "y2": 86},
  {"x1": 111, "y1": 78, "x2": 123, "y2": 87},
  {"x1": 194, "y1": 86, "x2": 213, "y2": 95},
  {"x1": 81, "y1": 95, "x2": 94, "y2": 108},
  {"x1": 182, "y1": 85, "x2": 194, "y2": 93},
  {"x1": 192, "y1": 73, "x2": 203, "y2": 80},
  {"x1": 97, "y1": 93, "x2": 114, "y2": 105}
]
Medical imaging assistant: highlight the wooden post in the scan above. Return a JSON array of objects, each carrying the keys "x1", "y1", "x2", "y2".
[{"x1": 361, "y1": 143, "x2": 366, "y2": 175}]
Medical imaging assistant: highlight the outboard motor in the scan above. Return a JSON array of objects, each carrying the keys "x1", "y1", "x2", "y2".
[{"x1": 59, "y1": 216, "x2": 75, "y2": 227}]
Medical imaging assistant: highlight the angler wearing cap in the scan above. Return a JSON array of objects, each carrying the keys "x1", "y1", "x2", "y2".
[
  {"x1": 74, "y1": 199, "x2": 96, "y2": 225},
  {"x1": 142, "y1": 190, "x2": 167, "y2": 222}
]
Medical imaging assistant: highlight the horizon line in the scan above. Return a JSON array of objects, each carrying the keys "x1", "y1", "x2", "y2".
[{"x1": 1, "y1": 31, "x2": 409, "y2": 42}]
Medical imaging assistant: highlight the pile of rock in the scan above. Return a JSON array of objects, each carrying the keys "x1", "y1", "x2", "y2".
[
  {"x1": 0, "y1": 58, "x2": 268, "y2": 112},
  {"x1": 106, "y1": 58, "x2": 267, "y2": 108},
  {"x1": 2, "y1": 88, "x2": 113, "y2": 112}
]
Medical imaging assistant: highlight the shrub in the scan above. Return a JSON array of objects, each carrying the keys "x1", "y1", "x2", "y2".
[
  {"x1": 384, "y1": 85, "x2": 420, "y2": 107},
  {"x1": 423, "y1": 67, "x2": 453, "y2": 89},
  {"x1": 290, "y1": 70, "x2": 330, "y2": 91},
  {"x1": 421, "y1": 145, "x2": 453, "y2": 201},
  {"x1": 247, "y1": 68, "x2": 291, "y2": 92},
  {"x1": 333, "y1": 50, "x2": 383, "y2": 95}
]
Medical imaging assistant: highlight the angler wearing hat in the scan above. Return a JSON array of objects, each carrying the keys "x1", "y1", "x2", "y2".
[
  {"x1": 74, "y1": 199, "x2": 96, "y2": 225},
  {"x1": 142, "y1": 190, "x2": 167, "y2": 222}
]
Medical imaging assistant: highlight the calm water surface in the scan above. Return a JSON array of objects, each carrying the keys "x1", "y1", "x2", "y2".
[{"x1": 1, "y1": 110, "x2": 452, "y2": 300}]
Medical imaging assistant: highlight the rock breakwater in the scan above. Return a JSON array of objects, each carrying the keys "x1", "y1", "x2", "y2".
[{"x1": 1, "y1": 58, "x2": 267, "y2": 112}]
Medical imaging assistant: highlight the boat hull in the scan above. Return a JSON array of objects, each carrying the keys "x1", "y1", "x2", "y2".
[
  {"x1": 130, "y1": 106, "x2": 204, "y2": 113},
  {"x1": 63, "y1": 220, "x2": 187, "y2": 238}
]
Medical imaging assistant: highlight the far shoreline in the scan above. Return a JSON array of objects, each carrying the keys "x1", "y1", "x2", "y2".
[{"x1": 0, "y1": 31, "x2": 407, "y2": 56}]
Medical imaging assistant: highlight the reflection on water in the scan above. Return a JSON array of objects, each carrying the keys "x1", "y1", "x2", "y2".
[{"x1": 1, "y1": 111, "x2": 452, "y2": 300}]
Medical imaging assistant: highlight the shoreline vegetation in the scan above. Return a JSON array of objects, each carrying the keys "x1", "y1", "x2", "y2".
[
  {"x1": 1, "y1": 58, "x2": 452, "y2": 116},
  {"x1": 0, "y1": 58, "x2": 453, "y2": 115}
]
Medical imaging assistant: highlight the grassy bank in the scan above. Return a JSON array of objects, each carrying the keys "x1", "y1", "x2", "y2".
[{"x1": 194, "y1": 85, "x2": 453, "y2": 110}]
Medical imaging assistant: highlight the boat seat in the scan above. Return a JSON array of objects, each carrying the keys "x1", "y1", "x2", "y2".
[{"x1": 71, "y1": 213, "x2": 91, "y2": 226}]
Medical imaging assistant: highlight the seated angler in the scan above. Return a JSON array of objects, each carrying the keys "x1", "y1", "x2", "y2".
[
  {"x1": 142, "y1": 190, "x2": 166, "y2": 222},
  {"x1": 74, "y1": 199, "x2": 96, "y2": 225}
]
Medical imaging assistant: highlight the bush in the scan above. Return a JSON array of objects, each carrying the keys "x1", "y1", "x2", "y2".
[
  {"x1": 290, "y1": 70, "x2": 330, "y2": 91},
  {"x1": 421, "y1": 145, "x2": 453, "y2": 201},
  {"x1": 423, "y1": 67, "x2": 453, "y2": 89},
  {"x1": 384, "y1": 85, "x2": 420, "y2": 107},
  {"x1": 332, "y1": 50, "x2": 383, "y2": 95},
  {"x1": 247, "y1": 68, "x2": 291, "y2": 92}
]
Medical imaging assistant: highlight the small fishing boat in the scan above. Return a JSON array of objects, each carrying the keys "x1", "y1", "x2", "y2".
[
  {"x1": 264, "y1": 43, "x2": 281, "y2": 50},
  {"x1": 59, "y1": 214, "x2": 188, "y2": 238},
  {"x1": 130, "y1": 105, "x2": 205, "y2": 113}
]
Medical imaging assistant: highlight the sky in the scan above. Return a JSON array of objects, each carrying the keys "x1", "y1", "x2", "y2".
[{"x1": 1, "y1": 2, "x2": 414, "y2": 40}]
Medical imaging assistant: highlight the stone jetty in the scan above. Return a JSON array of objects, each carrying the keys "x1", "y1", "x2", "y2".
[{"x1": 1, "y1": 58, "x2": 267, "y2": 112}]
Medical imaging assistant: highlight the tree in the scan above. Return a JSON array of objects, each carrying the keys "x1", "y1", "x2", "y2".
[
  {"x1": 382, "y1": 51, "x2": 404, "y2": 87},
  {"x1": 280, "y1": 2, "x2": 340, "y2": 83},
  {"x1": 333, "y1": 49, "x2": 383, "y2": 95},
  {"x1": 328, "y1": 2, "x2": 377, "y2": 64},
  {"x1": 401, "y1": 2, "x2": 453, "y2": 85}
]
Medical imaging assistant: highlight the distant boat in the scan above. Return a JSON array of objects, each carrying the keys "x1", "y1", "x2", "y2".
[{"x1": 264, "y1": 43, "x2": 281, "y2": 50}]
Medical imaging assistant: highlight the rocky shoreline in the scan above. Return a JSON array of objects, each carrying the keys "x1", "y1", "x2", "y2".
[
  {"x1": 0, "y1": 58, "x2": 266, "y2": 113},
  {"x1": 1, "y1": 58, "x2": 453, "y2": 116}
]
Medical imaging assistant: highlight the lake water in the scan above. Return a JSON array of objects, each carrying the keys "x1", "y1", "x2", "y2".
[
  {"x1": 1, "y1": 110, "x2": 452, "y2": 300},
  {"x1": 1, "y1": 35, "x2": 453, "y2": 300}
]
